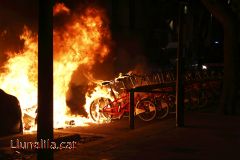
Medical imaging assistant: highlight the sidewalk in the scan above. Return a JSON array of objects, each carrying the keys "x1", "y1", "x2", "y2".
[
  {"x1": 54, "y1": 112, "x2": 240, "y2": 160},
  {"x1": 1, "y1": 111, "x2": 240, "y2": 160}
]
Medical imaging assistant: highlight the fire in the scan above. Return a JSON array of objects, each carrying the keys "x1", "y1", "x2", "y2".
[
  {"x1": 0, "y1": 27, "x2": 38, "y2": 111},
  {"x1": 53, "y1": 6, "x2": 111, "y2": 128},
  {"x1": 85, "y1": 84, "x2": 115, "y2": 123},
  {"x1": 0, "y1": 3, "x2": 111, "y2": 131},
  {"x1": 53, "y1": 3, "x2": 70, "y2": 16}
]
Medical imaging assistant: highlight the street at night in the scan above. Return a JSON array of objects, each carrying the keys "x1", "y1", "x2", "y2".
[
  {"x1": 1, "y1": 0, "x2": 240, "y2": 159},
  {"x1": 1, "y1": 112, "x2": 240, "y2": 159}
]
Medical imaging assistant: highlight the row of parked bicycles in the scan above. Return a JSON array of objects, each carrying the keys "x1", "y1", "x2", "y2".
[{"x1": 89, "y1": 68, "x2": 223, "y2": 122}]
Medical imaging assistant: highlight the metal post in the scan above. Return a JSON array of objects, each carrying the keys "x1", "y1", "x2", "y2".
[
  {"x1": 129, "y1": 91, "x2": 135, "y2": 129},
  {"x1": 176, "y1": 1, "x2": 185, "y2": 127},
  {"x1": 37, "y1": 0, "x2": 53, "y2": 159}
]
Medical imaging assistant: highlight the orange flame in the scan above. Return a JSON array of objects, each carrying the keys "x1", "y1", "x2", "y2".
[
  {"x1": 0, "y1": 27, "x2": 38, "y2": 111},
  {"x1": 0, "y1": 4, "x2": 111, "y2": 131},
  {"x1": 53, "y1": 3, "x2": 70, "y2": 16},
  {"x1": 53, "y1": 6, "x2": 111, "y2": 128}
]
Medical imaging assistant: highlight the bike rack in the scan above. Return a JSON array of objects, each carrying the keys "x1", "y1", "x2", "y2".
[
  {"x1": 99, "y1": 70, "x2": 222, "y2": 129},
  {"x1": 127, "y1": 82, "x2": 176, "y2": 129}
]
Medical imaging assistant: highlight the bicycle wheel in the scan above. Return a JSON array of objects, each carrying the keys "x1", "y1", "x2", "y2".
[
  {"x1": 90, "y1": 97, "x2": 111, "y2": 122},
  {"x1": 155, "y1": 97, "x2": 169, "y2": 119},
  {"x1": 136, "y1": 98, "x2": 156, "y2": 121}
]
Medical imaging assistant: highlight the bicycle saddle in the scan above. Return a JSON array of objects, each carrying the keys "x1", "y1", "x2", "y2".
[
  {"x1": 115, "y1": 77, "x2": 125, "y2": 82},
  {"x1": 102, "y1": 81, "x2": 111, "y2": 86}
]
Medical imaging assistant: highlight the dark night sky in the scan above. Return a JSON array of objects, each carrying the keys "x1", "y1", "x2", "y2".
[{"x1": 0, "y1": 0, "x2": 223, "y2": 71}]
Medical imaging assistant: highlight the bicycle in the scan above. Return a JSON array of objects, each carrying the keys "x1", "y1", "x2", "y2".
[
  {"x1": 89, "y1": 75, "x2": 157, "y2": 122},
  {"x1": 137, "y1": 94, "x2": 169, "y2": 120}
]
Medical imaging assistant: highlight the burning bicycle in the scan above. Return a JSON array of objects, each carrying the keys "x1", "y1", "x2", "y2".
[{"x1": 89, "y1": 75, "x2": 157, "y2": 122}]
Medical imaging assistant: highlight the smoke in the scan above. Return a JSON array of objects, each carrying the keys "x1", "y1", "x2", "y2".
[
  {"x1": 66, "y1": 84, "x2": 88, "y2": 117},
  {"x1": 109, "y1": 32, "x2": 149, "y2": 75}
]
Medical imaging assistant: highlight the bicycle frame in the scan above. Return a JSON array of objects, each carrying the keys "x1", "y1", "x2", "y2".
[
  {"x1": 90, "y1": 74, "x2": 158, "y2": 122},
  {"x1": 100, "y1": 76, "x2": 144, "y2": 119},
  {"x1": 100, "y1": 78, "x2": 132, "y2": 119},
  {"x1": 102, "y1": 93, "x2": 130, "y2": 119}
]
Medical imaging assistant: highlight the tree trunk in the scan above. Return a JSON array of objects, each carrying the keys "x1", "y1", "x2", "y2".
[{"x1": 201, "y1": 0, "x2": 239, "y2": 115}]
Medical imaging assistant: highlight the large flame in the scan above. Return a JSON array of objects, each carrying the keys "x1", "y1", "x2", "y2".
[
  {"x1": 0, "y1": 27, "x2": 38, "y2": 111},
  {"x1": 0, "y1": 4, "x2": 111, "y2": 131},
  {"x1": 53, "y1": 6, "x2": 111, "y2": 128}
]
